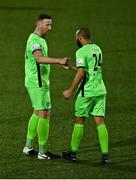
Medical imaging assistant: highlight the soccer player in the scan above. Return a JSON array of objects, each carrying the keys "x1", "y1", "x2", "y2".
[
  {"x1": 23, "y1": 14, "x2": 69, "y2": 159},
  {"x1": 62, "y1": 28, "x2": 111, "y2": 165}
]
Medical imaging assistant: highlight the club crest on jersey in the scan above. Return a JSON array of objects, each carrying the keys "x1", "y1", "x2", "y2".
[
  {"x1": 32, "y1": 44, "x2": 41, "y2": 51},
  {"x1": 76, "y1": 58, "x2": 84, "y2": 65}
]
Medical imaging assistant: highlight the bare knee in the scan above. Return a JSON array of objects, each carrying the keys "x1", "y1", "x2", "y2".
[
  {"x1": 93, "y1": 116, "x2": 104, "y2": 126},
  {"x1": 34, "y1": 109, "x2": 51, "y2": 119},
  {"x1": 75, "y1": 117, "x2": 85, "y2": 124}
]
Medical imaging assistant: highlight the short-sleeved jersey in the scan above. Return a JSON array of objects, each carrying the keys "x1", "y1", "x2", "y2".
[
  {"x1": 25, "y1": 33, "x2": 50, "y2": 89},
  {"x1": 76, "y1": 43, "x2": 107, "y2": 97}
]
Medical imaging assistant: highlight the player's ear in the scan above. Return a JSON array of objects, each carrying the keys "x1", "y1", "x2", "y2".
[
  {"x1": 37, "y1": 20, "x2": 42, "y2": 28},
  {"x1": 79, "y1": 37, "x2": 82, "y2": 41}
]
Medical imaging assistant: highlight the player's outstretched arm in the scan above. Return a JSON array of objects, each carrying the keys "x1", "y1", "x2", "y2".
[{"x1": 33, "y1": 50, "x2": 69, "y2": 65}]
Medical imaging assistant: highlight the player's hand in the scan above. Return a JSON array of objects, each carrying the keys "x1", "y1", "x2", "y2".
[
  {"x1": 60, "y1": 65, "x2": 70, "y2": 70},
  {"x1": 60, "y1": 64, "x2": 71, "y2": 70},
  {"x1": 63, "y1": 90, "x2": 72, "y2": 99},
  {"x1": 60, "y1": 57, "x2": 70, "y2": 65},
  {"x1": 60, "y1": 64, "x2": 78, "y2": 71}
]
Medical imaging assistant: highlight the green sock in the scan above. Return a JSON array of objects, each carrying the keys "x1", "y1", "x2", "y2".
[
  {"x1": 26, "y1": 113, "x2": 39, "y2": 148},
  {"x1": 71, "y1": 123, "x2": 84, "y2": 152},
  {"x1": 97, "y1": 123, "x2": 108, "y2": 154},
  {"x1": 37, "y1": 117, "x2": 49, "y2": 154}
]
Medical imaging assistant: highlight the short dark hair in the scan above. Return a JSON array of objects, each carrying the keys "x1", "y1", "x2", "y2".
[
  {"x1": 77, "y1": 28, "x2": 91, "y2": 40},
  {"x1": 37, "y1": 14, "x2": 52, "y2": 21}
]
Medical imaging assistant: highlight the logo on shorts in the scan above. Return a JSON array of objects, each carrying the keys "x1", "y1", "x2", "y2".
[{"x1": 46, "y1": 102, "x2": 51, "y2": 108}]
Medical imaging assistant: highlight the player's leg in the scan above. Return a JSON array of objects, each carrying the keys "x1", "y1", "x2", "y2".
[
  {"x1": 92, "y1": 95, "x2": 111, "y2": 164},
  {"x1": 37, "y1": 109, "x2": 50, "y2": 159},
  {"x1": 25, "y1": 112, "x2": 39, "y2": 147},
  {"x1": 23, "y1": 87, "x2": 51, "y2": 158},
  {"x1": 62, "y1": 96, "x2": 89, "y2": 162},
  {"x1": 71, "y1": 96, "x2": 91, "y2": 154},
  {"x1": 62, "y1": 117, "x2": 85, "y2": 162},
  {"x1": 30, "y1": 87, "x2": 51, "y2": 159},
  {"x1": 93, "y1": 116, "x2": 111, "y2": 164},
  {"x1": 23, "y1": 88, "x2": 41, "y2": 155},
  {"x1": 23, "y1": 112, "x2": 39, "y2": 155},
  {"x1": 71, "y1": 117, "x2": 85, "y2": 153},
  {"x1": 25, "y1": 109, "x2": 49, "y2": 147},
  {"x1": 93, "y1": 116, "x2": 108, "y2": 154}
]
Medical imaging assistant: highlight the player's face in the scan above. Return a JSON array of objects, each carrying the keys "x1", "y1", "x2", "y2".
[{"x1": 40, "y1": 19, "x2": 52, "y2": 35}]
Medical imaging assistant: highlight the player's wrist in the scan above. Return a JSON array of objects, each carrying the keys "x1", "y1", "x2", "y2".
[
  {"x1": 68, "y1": 88, "x2": 74, "y2": 95},
  {"x1": 59, "y1": 58, "x2": 65, "y2": 65}
]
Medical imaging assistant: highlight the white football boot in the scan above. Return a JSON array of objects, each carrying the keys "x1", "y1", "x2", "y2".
[
  {"x1": 38, "y1": 153, "x2": 50, "y2": 160},
  {"x1": 23, "y1": 146, "x2": 38, "y2": 155}
]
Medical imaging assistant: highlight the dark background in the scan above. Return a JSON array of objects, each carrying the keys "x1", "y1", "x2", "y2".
[{"x1": 0, "y1": 0, "x2": 135, "y2": 178}]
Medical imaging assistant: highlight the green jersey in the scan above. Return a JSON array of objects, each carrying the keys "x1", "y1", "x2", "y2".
[
  {"x1": 76, "y1": 43, "x2": 107, "y2": 97},
  {"x1": 25, "y1": 33, "x2": 50, "y2": 89}
]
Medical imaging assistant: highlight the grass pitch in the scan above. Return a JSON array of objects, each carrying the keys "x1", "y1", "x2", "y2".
[{"x1": 0, "y1": 0, "x2": 136, "y2": 178}]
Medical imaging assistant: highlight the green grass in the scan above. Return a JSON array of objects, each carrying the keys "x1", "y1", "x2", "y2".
[{"x1": 0, "y1": 0, "x2": 136, "y2": 178}]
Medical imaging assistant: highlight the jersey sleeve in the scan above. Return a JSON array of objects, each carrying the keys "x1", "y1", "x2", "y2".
[
  {"x1": 76, "y1": 49, "x2": 86, "y2": 68},
  {"x1": 29, "y1": 37, "x2": 41, "y2": 53}
]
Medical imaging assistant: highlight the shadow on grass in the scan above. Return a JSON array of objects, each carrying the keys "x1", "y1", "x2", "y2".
[
  {"x1": 76, "y1": 159, "x2": 136, "y2": 175},
  {"x1": 109, "y1": 136, "x2": 136, "y2": 148},
  {"x1": 77, "y1": 159, "x2": 100, "y2": 167},
  {"x1": 78, "y1": 135, "x2": 136, "y2": 154},
  {"x1": 71, "y1": 136, "x2": 136, "y2": 174},
  {"x1": 108, "y1": 158, "x2": 136, "y2": 175}
]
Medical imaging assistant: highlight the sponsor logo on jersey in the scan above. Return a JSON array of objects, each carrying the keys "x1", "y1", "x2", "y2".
[
  {"x1": 32, "y1": 44, "x2": 41, "y2": 51},
  {"x1": 76, "y1": 58, "x2": 84, "y2": 65}
]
